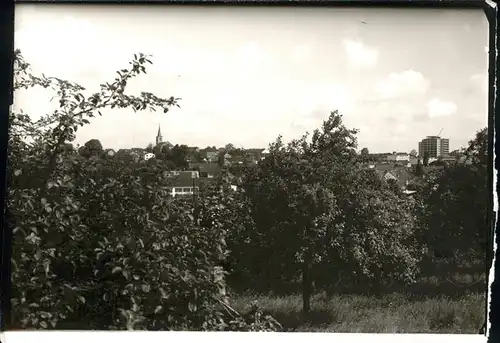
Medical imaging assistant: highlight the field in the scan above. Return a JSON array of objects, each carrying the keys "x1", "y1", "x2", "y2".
[{"x1": 229, "y1": 273, "x2": 487, "y2": 333}]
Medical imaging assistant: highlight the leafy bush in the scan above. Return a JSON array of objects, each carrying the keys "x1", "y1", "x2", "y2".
[{"x1": 7, "y1": 50, "x2": 279, "y2": 331}]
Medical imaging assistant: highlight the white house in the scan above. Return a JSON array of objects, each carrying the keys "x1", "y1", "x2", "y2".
[
  {"x1": 261, "y1": 149, "x2": 270, "y2": 160},
  {"x1": 144, "y1": 153, "x2": 155, "y2": 161},
  {"x1": 387, "y1": 152, "x2": 410, "y2": 162}
]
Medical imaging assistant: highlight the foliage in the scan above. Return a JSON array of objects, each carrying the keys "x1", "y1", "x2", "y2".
[
  {"x1": 7, "y1": 48, "x2": 488, "y2": 331},
  {"x1": 416, "y1": 128, "x2": 489, "y2": 272},
  {"x1": 359, "y1": 147, "x2": 370, "y2": 162},
  {"x1": 423, "y1": 152, "x2": 430, "y2": 166},
  {"x1": 149, "y1": 144, "x2": 193, "y2": 169},
  {"x1": 230, "y1": 292, "x2": 485, "y2": 333},
  {"x1": 415, "y1": 158, "x2": 424, "y2": 177},
  {"x1": 465, "y1": 127, "x2": 488, "y2": 165},
  {"x1": 225, "y1": 143, "x2": 235, "y2": 152},
  {"x1": 228, "y1": 111, "x2": 424, "y2": 312},
  {"x1": 78, "y1": 139, "x2": 104, "y2": 158},
  {"x1": 7, "y1": 50, "x2": 278, "y2": 331}
]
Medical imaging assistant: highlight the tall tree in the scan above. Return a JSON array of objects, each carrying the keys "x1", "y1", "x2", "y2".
[
  {"x1": 236, "y1": 111, "x2": 421, "y2": 314},
  {"x1": 423, "y1": 151, "x2": 430, "y2": 166},
  {"x1": 417, "y1": 128, "x2": 489, "y2": 278},
  {"x1": 465, "y1": 127, "x2": 488, "y2": 165},
  {"x1": 415, "y1": 158, "x2": 424, "y2": 176}
]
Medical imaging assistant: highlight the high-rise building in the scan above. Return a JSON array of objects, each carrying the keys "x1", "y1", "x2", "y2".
[
  {"x1": 156, "y1": 124, "x2": 163, "y2": 145},
  {"x1": 418, "y1": 136, "x2": 450, "y2": 158}
]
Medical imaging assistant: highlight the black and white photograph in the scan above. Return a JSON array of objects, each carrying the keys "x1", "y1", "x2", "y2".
[{"x1": 6, "y1": 3, "x2": 491, "y2": 334}]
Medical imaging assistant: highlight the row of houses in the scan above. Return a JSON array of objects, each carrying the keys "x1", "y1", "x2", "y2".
[
  {"x1": 367, "y1": 151, "x2": 460, "y2": 165},
  {"x1": 368, "y1": 162, "x2": 446, "y2": 195},
  {"x1": 162, "y1": 169, "x2": 239, "y2": 197},
  {"x1": 112, "y1": 146, "x2": 449, "y2": 197},
  {"x1": 109, "y1": 146, "x2": 269, "y2": 166},
  {"x1": 164, "y1": 162, "x2": 441, "y2": 198}
]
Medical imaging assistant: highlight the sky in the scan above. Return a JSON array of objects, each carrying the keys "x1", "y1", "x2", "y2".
[{"x1": 13, "y1": 5, "x2": 489, "y2": 153}]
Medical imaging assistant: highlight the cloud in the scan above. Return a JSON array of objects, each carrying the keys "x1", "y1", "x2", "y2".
[
  {"x1": 342, "y1": 39, "x2": 378, "y2": 68},
  {"x1": 427, "y1": 98, "x2": 458, "y2": 118},
  {"x1": 375, "y1": 70, "x2": 430, "y2": 100}
]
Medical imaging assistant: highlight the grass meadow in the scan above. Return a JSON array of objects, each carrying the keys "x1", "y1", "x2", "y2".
[{"x1": 229, "y1": 272, "x2": 487, "y2": 333}]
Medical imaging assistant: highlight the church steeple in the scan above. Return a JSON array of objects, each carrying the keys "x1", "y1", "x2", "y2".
[{"x1": 156, "y1": 124, "x2": 163, "y2": 145}]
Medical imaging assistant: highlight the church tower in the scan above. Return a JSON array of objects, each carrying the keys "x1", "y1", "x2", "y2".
[{"x1": 156, "y1": 124, "x2": 163, "y2": 146}]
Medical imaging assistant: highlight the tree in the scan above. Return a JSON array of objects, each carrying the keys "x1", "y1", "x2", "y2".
[
  {"x1": 465, "y1": 127, "x2": 488, "y2": 165},
  {"x1": 8, "y1": 50, "x2": 280, "y2": 331},
  {"x1": 430, "y1": 155, "x2": 447, "y2": 167},
  {"x1": 423, "y1": 151, "x2": 430, "y2": 166},
  {"x1": 218, "y1": 151, "x2": 228, "y2": 167},
  {"x1": 145, "y1": 143, "x2": 154, "y2": 153},
  {"x1": 360, "y1": 147, "x2": 369, "y2": 162},
  {"x1": 78, "y1": 139, "x2": 103, "y2": 158},
  {"x1": 166, "y1": 144, "x2": 189, "y2": 169},
  {"x1": 410, "y1": 149, "x2": 417, "y2": 157},
  {"x1": 415, "y1": 158, "x2": 424, "y2": 177},
  {"x1": 232, "y1": 111, "x2": 422, "y2": 314},
  {"x1": 8, "y1": 50, "x2": 181, "y2": 329},
  {"x1": 225, "y1": 143, "x2": 235, "y2": 152},
  {"x1": 417, "y1": 128, "x2": 489, "y2": 280},
  {"x1": 152, "y1": 143, "x2": 169, "y2": 161}
]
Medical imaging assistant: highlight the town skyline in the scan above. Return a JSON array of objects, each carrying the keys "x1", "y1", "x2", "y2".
[
  {"x1": 87, "y1": 122, "x2": 475, "y2": 158},
  {"x1": 13, "y1": 5, "x2": 488, "y2": 153}
]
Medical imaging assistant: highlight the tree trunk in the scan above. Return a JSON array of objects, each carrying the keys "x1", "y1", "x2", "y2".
[{"x1": 302, "y1": 261, "x2": 312, "y2": 315}]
